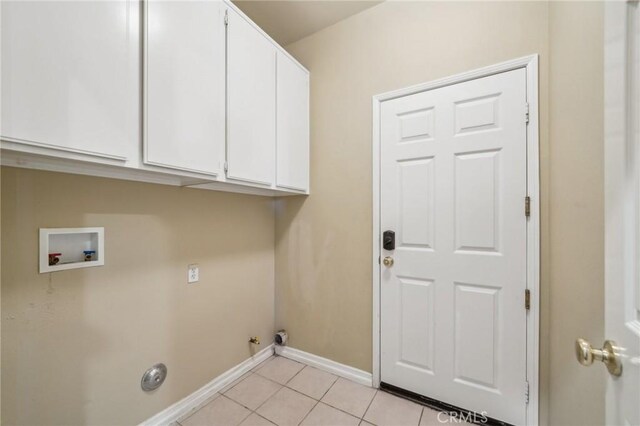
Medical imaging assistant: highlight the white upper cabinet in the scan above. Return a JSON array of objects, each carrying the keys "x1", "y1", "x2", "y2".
[
  {"x1": 226, "y1": 7, "x2": 277, "y2": 186},
  {"x1": 1, "y1": 1, "x2": 139, "y2": 162},
  {"x1": 144, "y1": 0, "x2": 226, "y2": 176},
  {"x1": 276, "y1": 52, "x2": 310, "y2": 192},
  {"x1": 1, "y1": 0, "x2": 310, "y2": 196}
]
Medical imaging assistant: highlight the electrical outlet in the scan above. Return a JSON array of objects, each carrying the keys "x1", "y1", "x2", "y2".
[{"x1": 188, "y1": 264, "x2": 199, "y2": 283}]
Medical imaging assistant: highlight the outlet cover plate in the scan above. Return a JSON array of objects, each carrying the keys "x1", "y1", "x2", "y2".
[{"x1": 188, "y1": 264, "x2": 199, "y2": 283}]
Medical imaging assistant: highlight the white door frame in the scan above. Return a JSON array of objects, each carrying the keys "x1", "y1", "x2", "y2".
[{"x1": 372, "y1": 54, "x2": 540, "y2": 426}]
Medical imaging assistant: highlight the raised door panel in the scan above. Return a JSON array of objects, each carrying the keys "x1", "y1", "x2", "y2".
[
  {"x1": 145, "y1": 0, "x2": 225, "y2": 175},
  {"x1": 398, "y1": 157, "x2": 435, "y2": 249},
  {"x1": 227, "y1": 8, "x2": 276, "y2": 186},
  {"x1": 1, "y1": 1, "x2": 139, "y2": 161},
  {"x1": 454, "y1": 149, "x2": 501, "y2": 253},
  {"x1": 398, "y1": 277, "x2": 435, "y2": 373},
  {"x1": 453, "y1": 282, "x2": 499, "y2": 389},
  {"x1": 276, "y1": 52, "x2": 309, "y2": 192}
]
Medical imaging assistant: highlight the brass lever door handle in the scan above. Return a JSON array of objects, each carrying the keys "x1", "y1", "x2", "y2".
[{"x1": 575, "y1": 338, "x2": 622, "y2": 377}]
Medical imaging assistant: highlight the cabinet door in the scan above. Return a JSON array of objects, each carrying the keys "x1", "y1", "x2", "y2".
[
  {"x1": 276, "y1": 52, "x2": 310, "y2": 192},
  {"x1": 1, "y1": 1, "x2": 139, "y2": 161},
  {"x1": 145, "y1": 0, "x2": 225, "y2": 176},
  {"x1": 227, "y1": 8, "x2": 276, "y2": 186}
]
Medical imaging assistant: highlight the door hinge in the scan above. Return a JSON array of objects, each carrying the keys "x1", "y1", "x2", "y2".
[
  {"x1": 525, "y1": 196, "x2": 531, "y2": 218},
  {"x1": 224, "y1": 162, "x2": 228, "y2": 173},
  {"x1": 525, "y1": 289, "x2": 531, "y2": 311},
  {"x1": 224, "y1": 10, "x2": 229, "y2": 26},
  {"x1": 525, "y1": 381, "x2": 530, "y2": 404},
  {"x1": 525, "y1": 102, "x2": 530, "y2": 125}
]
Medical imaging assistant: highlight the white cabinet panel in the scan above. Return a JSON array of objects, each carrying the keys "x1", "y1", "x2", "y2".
[
  {"x1": 227, "y1": 8, "x2": 276, "y2": 186},
  {"x1": 1, "y1": 0, "x2": 139, "y2": 161},
  {"x1": 276, "y1": 52, "x2": 310, "y2": 192},
  {"x1": 1, "y1": 1, "x2": 310, "y2": 197},
  {"x1": 144, "y1": 0, "x2": 225, "y2": 176}
]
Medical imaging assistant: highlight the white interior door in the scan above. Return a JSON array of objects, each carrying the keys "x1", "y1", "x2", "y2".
[
  {"x1": 379, "y1": 69, "x2": 528, "y2": 425},
  {"x1": 603, "y1": 2, "x2": 640, "y2": 425}
]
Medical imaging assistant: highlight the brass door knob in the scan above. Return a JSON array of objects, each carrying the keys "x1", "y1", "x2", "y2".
[
  {"x1": 575, "y1": 338, "x2": 622, "y2": 377},
  {"x1": 382, "y1": 256, "x2": 394, "y2": 267}
]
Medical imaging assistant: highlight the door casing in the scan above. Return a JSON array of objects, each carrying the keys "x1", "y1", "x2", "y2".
[{"x1": 371, "y1": 55, "x2": 540, "y2": 426}]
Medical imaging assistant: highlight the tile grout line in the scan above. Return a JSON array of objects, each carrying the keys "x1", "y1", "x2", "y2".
[
  {"x1": 252, "y1": 411, "x2": 277, "y2": 426},
  {"x1": 312, "y1": 400, "x2": 363, "y2": 424},
  {"x1": 253, "y1": 357, "x2": 305, "y2": 387},
  {"x1": 256, "y1": 361, "x2": 359, "y2": 425},
  {"x1": 315, "y1": 374, "x2": 339, "y2": 401},
  {"x1": 296, "y1": 374, "x2": 343, "y2": 425},
  {"x1": 236, "y1": 401, "x2": 252, "y2": 426},
  {"x1": 283, "y1": 362, "x2": 307, "y2": 386},
  {"x1": 182, "y1": 355, "x2": 282, "y2": 426},
  {"x1": 361, "y1": 389, "x2": 379, "y2": 423},
  {"x1": 417, "y1": 405, "x2": 424, "y2": 426},
  {"x1": 287, "y1": 370, "x2": 365, "y2": 422},
  {"x1": 243, "y1": 401, "x2": 277, "y2": 426},
  {"x1": 178, "y1": 391, "x2": 222, "y2": 425},
  {"x1": 254, "y1": 368, "x2": 319, "y2": 426},
  {"x1": 185, "y1": 355, "x2": 385, "y2": 426},
  {"x1": 304, "y1": 375, "x2": 377, "y2": 422},
  {"x1": 296, "y1": 395, "x2": 321, "y2": 426},
  {"x1": 222, "y1": 371, "x2": 254, "y2": 396},
  {"x1": 253, "y1": 355, "x2": 369, "y2": 418},
  {"x1": 251, "y1": 355, "x2": 276, "y2": 374},
  {"x1": 247, "y1": 381, "x2": 283, "y2": 415},
  {"x1": 284, "y1": 366, "x2": 339, "y2": 400},
  {"x1": 223, "y1": 370, "x2": 285, "y2": 413},
  {"x1": 313, "y1": 378, "x2": 366, "y2": 422},
  {"x1": 250, "y1": 361, "x2": 311, "y2": 420},
  {"x1": 289, "y1": 373, "x2": 375, "y2": 422}
]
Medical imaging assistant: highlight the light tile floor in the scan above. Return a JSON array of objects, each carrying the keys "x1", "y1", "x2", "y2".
[{"x1": 178, "y1": 355, "x2": 471, "y2": 426}]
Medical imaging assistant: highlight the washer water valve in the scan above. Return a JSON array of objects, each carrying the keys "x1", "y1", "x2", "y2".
[
  {"x1": 83, "y1": 250, "x2": 96, "y2": 261},
  {"x1": 48, "y1": 253, "x2": 62, "y2": 266}
]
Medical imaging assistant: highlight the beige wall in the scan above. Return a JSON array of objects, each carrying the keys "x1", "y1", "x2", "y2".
[
  {"x1": 1, "y1": 168, "x2": 275, "y2": 425},
  {"x1": 548, "y1": 2, "x2": 605, "y2": 424},
  {"x1": 277, "y1": 1, "x2": 603, "y2": 425}
]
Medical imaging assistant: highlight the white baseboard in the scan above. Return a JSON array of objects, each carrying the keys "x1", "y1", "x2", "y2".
[
  {"x1": 275, "y1": 346, "x2": 373, "y2": 387},
  {"x1": 140, "y1": 344, "x2": 274, "y2": 426}
]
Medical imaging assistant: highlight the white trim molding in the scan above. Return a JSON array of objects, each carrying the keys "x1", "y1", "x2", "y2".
[
  {"x1": 275, "y1": 346, "x2": 373, "y2": 387},
  {"x1": 139, "y1": 344, "x2": 274, "y2": 426},
  {"x1": 371, "y1": 54, "x2": 540, "y2": 426}
]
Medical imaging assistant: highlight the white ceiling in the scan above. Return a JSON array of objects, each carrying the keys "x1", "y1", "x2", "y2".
[{"x1": 232, "y1": 1, "x2": 383, "y2": 46}]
